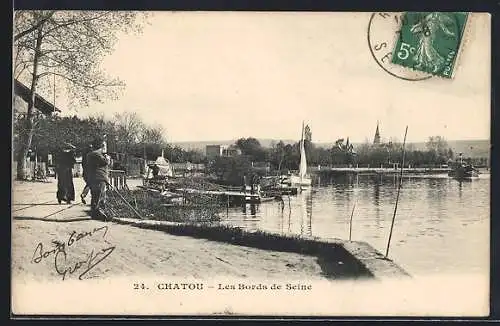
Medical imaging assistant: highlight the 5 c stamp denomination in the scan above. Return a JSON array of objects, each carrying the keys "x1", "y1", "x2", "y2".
[{"x1": 367, "y1": 12, "x2": 433, "y2": 81}]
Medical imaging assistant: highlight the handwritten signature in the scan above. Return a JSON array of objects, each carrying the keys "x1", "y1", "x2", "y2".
[{"x1": 31, "y1": 225, "x2": 115, "y2": 280}]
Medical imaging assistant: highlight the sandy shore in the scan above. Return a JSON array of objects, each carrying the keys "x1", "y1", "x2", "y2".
[
  {"x1": 11, "y1": 179, "x2": 488, "y2": 317},
  {"x1": 12, "y1": 178, "x2": 331, "y2": 282}
]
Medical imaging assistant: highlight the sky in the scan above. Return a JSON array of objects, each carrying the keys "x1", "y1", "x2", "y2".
[{"x1": 56, "y1": 11, "x2": 490, "y2": 143}]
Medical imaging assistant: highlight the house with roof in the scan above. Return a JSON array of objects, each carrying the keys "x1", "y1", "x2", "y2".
[
  {"x1": 13, "y1": 79, "x2": 62, "y2": 178},
  {"x1": 13, "y1": 79, "x2": 61, "y2": 116}
]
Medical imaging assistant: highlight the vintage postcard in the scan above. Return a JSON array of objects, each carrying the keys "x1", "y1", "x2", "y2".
[{"x1": 11, "y1": 11, "x2": 490, "y2": 317}]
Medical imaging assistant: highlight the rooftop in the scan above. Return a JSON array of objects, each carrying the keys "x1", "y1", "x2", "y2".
[{"x1": 14, "y1": 79, "x2": 61, "y2": 115}]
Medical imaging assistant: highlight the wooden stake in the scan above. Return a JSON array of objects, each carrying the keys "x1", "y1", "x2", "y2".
[
  {"x1": 385, "y1": 126, "x2": 408, "y2": 258},
  {"x1": 348, "y1": 200, "x2": 356, "y2": 241}
]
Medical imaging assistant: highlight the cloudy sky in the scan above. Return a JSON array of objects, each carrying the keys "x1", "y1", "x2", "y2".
[{"x1": 60, "y1": 12, "x2": 490, "y2": 143}]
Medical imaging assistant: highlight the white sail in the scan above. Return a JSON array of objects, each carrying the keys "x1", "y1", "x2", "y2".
[{"x1": 290, "y1": 121, "x2": 312, "y2": 188}]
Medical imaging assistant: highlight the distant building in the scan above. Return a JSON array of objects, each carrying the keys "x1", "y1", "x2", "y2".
[
  {"x1": 373, "y1": 121, "x2": 381, "y2": 145},
  {"x1": 206, "y1": 145, "x2": 225, "y2": 160},
  {"x1": 206, "y1": 144, "x2": 241, "y2": 161}
]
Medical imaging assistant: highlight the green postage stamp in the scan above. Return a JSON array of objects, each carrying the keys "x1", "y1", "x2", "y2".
[{"x1": 391, "y1": 12, "x2": 469, "y2": 78}]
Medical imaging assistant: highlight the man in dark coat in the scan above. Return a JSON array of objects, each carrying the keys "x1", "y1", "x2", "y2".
[
  {"x1": 55, "y1": 143, "x2": 76, "y2": 204},
  {"x1": 86, "y1": 137, "x2": 110, "y2": 220}
]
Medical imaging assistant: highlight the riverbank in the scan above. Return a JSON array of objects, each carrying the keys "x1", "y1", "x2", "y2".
[
  {"x1": 11, "y1": 179, "x2": 329, "y2": 282},
  {"x1": 11, "y1": 178, "x2": 489, "y2": 317},
  {"x1": 11, "y1": 178, "x2": 408, "y2": 282}
]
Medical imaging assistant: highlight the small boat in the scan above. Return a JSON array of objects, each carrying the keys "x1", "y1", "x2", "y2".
[
  {"x1": 448, "y1": 154, "x2": 479, "y2": 180},
  {"x1": 290, "y1": 121, "x2": 312, "y2": 189},
  {"x1": 448, "y1": 163, "x2": 479, "y2": 180},
  {"x1": 259, "y1": 175, "x2": 298, "y2": 196}
]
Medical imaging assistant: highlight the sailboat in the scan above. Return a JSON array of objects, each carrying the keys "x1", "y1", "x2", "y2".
[{"x1": 290, "y1": 122, "x2": 312, "y2": 190}]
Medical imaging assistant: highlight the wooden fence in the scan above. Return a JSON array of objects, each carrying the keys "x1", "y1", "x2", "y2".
[{"x1": 109, "y1": 170, "x2": 128, "y2": 190}]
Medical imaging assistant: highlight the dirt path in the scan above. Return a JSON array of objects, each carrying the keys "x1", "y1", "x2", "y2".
[{"x1": 12, "y1": 179, "x2": 329, "y2": 282}]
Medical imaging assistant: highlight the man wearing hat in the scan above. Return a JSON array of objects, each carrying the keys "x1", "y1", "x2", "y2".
[
  {"x1": 86, "y1": 135, "x2": 110, "y2": 220},
  {"x1": 55, "y1": 142, "x2": 77, "y2": 204}
]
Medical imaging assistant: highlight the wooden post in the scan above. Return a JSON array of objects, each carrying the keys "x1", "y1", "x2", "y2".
[
  {"x1": 385, "y1": 126, "x2": 408, "y2": 258},
  {"x1": 348, "y1": 200, "x2": 356, "y2": 241},
  {"x1": 34, "y1": 151, "x2": 38, "y2": 180}
]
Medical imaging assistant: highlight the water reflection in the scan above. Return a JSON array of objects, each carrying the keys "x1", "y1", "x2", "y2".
[
  {"x1": 373, "y1": 180, "x2": 380, "y2": 207},
  {"x1": 220, "y1": 174, "x2": 490, "y2": 276},
  {"x1": 306, "y1": 191, "x2": 313, "y2": 237}
]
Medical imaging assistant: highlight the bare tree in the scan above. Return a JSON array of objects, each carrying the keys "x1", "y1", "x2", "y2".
[
  {"x1": 112, "y1": 112, "x2": 145, "y2": 153},
  {"x1": 111, "y1": 112, "x2": 167, "y2": 155},
  {"x1": 13, "y1": 10, "x2": 148, "y2": 179},
  {"x1": 426, "y1": 136, "x2": 449, "y2": 155},
  {"x1": 141, "y1": 124, "x2": 166, "y2": 145}
]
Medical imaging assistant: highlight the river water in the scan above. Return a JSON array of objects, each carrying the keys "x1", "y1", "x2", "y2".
[{"x1": 219, "y1": 173, "x2": 490, "y2": 276}]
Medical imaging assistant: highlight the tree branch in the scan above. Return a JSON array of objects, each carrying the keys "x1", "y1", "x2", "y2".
[
  {"x1": 14, "y1": 11, "x2": 56, "y2": 41},
  {"x1": 44, "y1": 12, "x2": 110, "y2": 35},
  {"x1": 41, "y1": 53, "x2": 93, "y2": 79},
  {"x1": 47, "y1": 71, "x2": 122, "y2": 89}
]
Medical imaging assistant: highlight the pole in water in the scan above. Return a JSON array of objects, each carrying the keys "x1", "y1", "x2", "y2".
[
  {"x1": 385, "y1": 126, "x2": 408, "y2": 258},
  {"x1": 348, "y1": 200, "x2": 356, "y2": 241}
]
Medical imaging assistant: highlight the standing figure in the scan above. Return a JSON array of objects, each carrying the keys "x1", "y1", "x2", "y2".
[
  {"x1": 151, "y1": 163, "x2": 160, "y2": 179},
  {"x1": 86, "y1": 137, "x2": 110, "y2": 220},
  {"x1": 55, "y1": 143, "x2": 76, "y2": 204},
  {"x1": 80, "y1": 144, "x2": 93, "y2": 204}
]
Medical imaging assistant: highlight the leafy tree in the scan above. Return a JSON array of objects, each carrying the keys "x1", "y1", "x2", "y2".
[
  {"x1": 184, "y1": 150, "x2": 205, "y2": 164},
  {"x1": 282, "y1": 143, "x2": 300, "y2": 170},
  {"x1": 235, "y1": 137, "x2": 267, "y2": 162},
  {"x1": 269, "y1": 140, "x2": 286, "y2": 171},
  {"x1": 208, "y1": 155, "x2": 253, "y2": 185},
  {"x1": 16, "y1": 114, "x2": 107, "y2": 159},
  {"x1": 13, "y1": 10, "x2": 148, "y2": 179}
]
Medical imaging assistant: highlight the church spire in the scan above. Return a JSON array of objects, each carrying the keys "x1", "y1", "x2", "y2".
[{"x1": 373, "y1": 120, "x2": 381, "y2": 144}]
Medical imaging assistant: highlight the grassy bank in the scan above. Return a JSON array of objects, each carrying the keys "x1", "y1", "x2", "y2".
[
  {"x1": 104, "y1": 187, "x2": 409, "y2": 279},
  {"x1": 111, "y1": 217, "x2": 410, "y2": 280}
]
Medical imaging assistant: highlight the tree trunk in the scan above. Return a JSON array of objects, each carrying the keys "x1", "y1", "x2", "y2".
[{"x1": 16, "y1": 27, "x2": 43, "y2": 180}]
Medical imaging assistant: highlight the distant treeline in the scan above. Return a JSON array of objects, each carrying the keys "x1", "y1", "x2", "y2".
[
  {"x1": 231, "y1": 136, "x2": 487, "y2": 171},
  {"x1": 13, "y1": 112, "x2": 204, "y2": 163},
  {"x1": 206, "y1": 136, "x2": 489, "y2": 185},
  {"x1": 13, "y1": 113, "x2": 489, "y2": 172}
]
